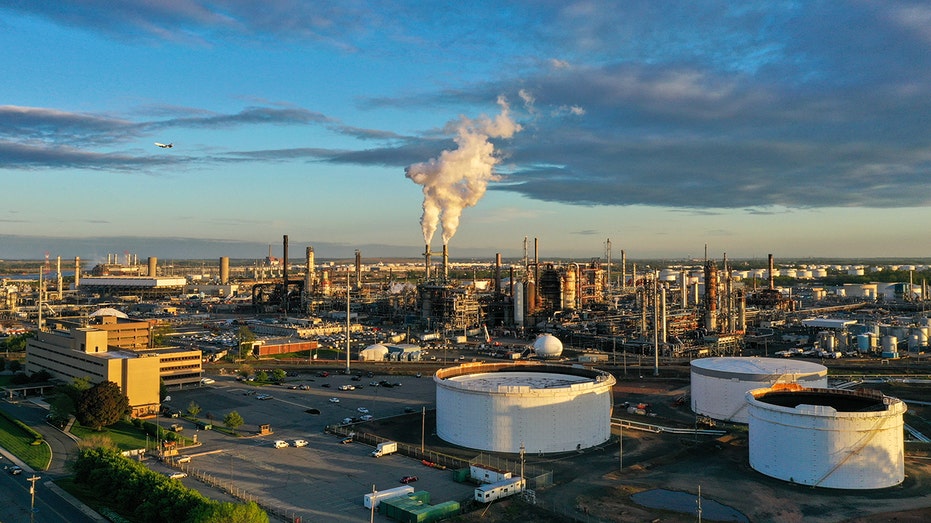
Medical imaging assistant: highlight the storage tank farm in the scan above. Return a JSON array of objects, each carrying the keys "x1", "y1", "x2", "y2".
[
  {"x1": 747, "y1": 384, "x2": 907, "y2": 489},
  {"x1": 434, "y1": 362, "x2": 615, "y2": 454},
  {"x1": 690, "y1": 357, "x2": 828, "y2": 423}
]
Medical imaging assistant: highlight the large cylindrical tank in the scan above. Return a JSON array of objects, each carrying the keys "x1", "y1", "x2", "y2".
[
  {"x1": 819, "y1": 331, "x2": 836, "y2": 351},
  {"x1": 747, "y1": 385, "x2": 906, "y2": 489},
  {"x1": 147, "y1": 256, "x2": 157, "y2": 277},
  {"x1": 881, "y1": 335, "x2": 898, "y2": 352},
  {"x1": 219, "y1": 256, "x2": 230, "y2": 285},
  {"x1": 435, "y1": 363, "x2": 615, "y2": 454},
  {"x1": 690, "y1": 357, "x2": 828, "y2": 423}
]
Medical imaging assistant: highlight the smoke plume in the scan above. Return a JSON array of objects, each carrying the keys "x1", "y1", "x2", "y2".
[{"x1": 405, "y1": 96, "x2": 521, "y2": 245}]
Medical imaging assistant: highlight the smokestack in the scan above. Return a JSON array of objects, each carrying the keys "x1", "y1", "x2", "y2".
[
  {"x1": 424, "y1": 244, "x2": 431, "y2": 280},
  {"x1": 681, "y1": 271, "x2": 688, "y2": 307},
  {"x1": 442, "y1": 244, "x2": 449, "y2": 282},
  {"x1": 305, "y1": 246, "x2": 315, "y2": 293},
  {"x1": 768, "y1": 253, "x2": 774, "y2": 290},
  {"x1": 74, "y1": 256, "x2": 80, "y2": 288},
  {"x1": 354, "y1": 250, "x2": 362, "y2": 289},
  {"x1": 495, "y1": 253, "x2": 502, "y2": 295},
  {"x1": 282, "y1": 235, "x2": 289, "y2": 313},
  {"x1": 220, "y1": 257, "x2": 230, "y2": 285},
  {"x1": 148, "y1": 257, "x2": 157, "y2": 277},
  {"x1": 621, "y1": 249, "x2": 626, "y2": 291},
  {"x1": 56, "y1": 256, "x2": 62, "y2": 300}
]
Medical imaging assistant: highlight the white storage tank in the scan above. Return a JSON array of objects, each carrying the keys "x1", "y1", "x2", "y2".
[
  {"x1": 532, "y1": 333, "x2": 564, "y2": 358},
  {"x1": 435, "y1": 362, "x2": 615, "y2": 454},
  {"x1": 690, "y1": 357, "x2": 828, "y2": 423},
  {"x1": 747, "y1": 385, "x2": 906, "y2": 489}
]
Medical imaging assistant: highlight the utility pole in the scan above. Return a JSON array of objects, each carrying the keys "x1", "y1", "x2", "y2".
[
  {"x1": 421, "y1": 407, "x2": 426, "y2": 453},
  {"x1": 28, "y1": 474, "x2": 41, "y2": 522}
]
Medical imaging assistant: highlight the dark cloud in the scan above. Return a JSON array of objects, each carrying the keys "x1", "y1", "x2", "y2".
[{"x1": 0, "y1": 140, "x2": 175, "y2": 171}]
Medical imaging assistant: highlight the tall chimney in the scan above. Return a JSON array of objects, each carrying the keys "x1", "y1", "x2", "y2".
[
  {"x1": 494, "y1": 253, "x2": 502, "y2": 295},
  {"x1": 74, "y1": 256, "x2": 81, "y2": 288},
  {"x1": 147, "y1": 257, "x2": 157, "y2": 277},
  {"x1": 442, "y1": 244, "x2": 449, "y2": 282},
  {"x1": 424, "y1": 244, "x2": 431, "y2": 280},
  {"x1": 220, "y1": 256, "x2": 230, "y2": 285},
  {"x1": 282, "y1": 235, "x2": 289, "y2": 312},
  {"x1": 305, "y1": 246, "x2": 315, "y2": 293},
  {"x1": 768, "y1": 253, "x2": 774, "y2": 290},
  {"x1": 533, "y1": 237, "x2": 540, "y2": 309},
  {"x1": 621, "y1": 249, "x2": 626, "y2": 291},
  {"x1": 56, "y1": 256, "x2": 62, "y2": 299},
  {"x1": 354, "y1": 250, "x2": 362, "y2": 289}
]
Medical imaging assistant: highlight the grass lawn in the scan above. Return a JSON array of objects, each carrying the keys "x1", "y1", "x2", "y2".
[
  {"x1": 0, "y1": 412, "x2": 52, "y2": 470},
  {"x1": 71, "y1": 420, "x2": 196, "y2": 451}
]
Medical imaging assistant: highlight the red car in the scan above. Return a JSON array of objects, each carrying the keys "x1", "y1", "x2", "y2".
[{"x1": 400, "y1": 475, "x2": 418, "y2": 484}]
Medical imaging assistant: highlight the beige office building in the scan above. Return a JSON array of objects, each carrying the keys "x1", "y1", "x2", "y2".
[{"x1": 26, "y1": 327, "x2": 161, "y2": 418}]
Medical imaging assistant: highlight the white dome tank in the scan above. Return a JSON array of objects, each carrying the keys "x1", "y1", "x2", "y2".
[
  {"x1": 532, "y1": 333, "x2": 564, "y2": 358},
  {"x1": 690, "y1": 357, "x2": 828, "y2": 423},
  {"x1": 435, "y1": 362, "x2": 615, "y2": 454},
  {"x1": 747, "y1": 384, "x2": 906, "y2": 489}
]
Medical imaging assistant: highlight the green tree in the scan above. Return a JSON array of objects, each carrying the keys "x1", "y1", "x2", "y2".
[
  {"x1": 271, "y1": 369, "x2": 286, "y2": 383},
  {"x1": 190, "y1": 501, "x2": 269, "y2": 523},
  {"x1": 237, "y1": 326, "x2": 256, "y2": 359},
  {"x1": 254, "y1": 370, "x2": 268, "y2": 383},
  {"x1": 224, "y1": 411, "x2": 244, "y2": 431},
  {"x1": 187, "y1": 401, "x2": 201, "y2": 417},
  {"x1": 76, "y1": 381, "x2": 130, "y2": 430}
]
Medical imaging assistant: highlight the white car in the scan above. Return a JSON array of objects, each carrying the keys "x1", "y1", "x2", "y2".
[
  {"x1": 200, "y1": 378, "x2": 215, "y2": 385},
  {"x1": 293, "y1": 439, "x2": 308, "y2": 447},
  {"x1": 167, "y1": 471, "x2": 188, "y2": 479},
  {"x1": 360, "y1": 414, "x2": 373, "y2": 421},
  {"x1": 329, "y1": 397, "x2": 340, "y2": 403},
  {"x1": 274, "y1": 440, "x2": 289, "y2": 448},
  {"x1": 357, "y1": 407, "x2": 369, "y2": 414}
]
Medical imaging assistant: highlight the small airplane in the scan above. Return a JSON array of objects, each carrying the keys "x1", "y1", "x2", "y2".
[{"x1": 154, "y1": 142, "x2": 173, "y2": 149}]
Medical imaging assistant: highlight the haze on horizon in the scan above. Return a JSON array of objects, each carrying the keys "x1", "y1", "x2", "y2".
[{"x1": 2, "y1": 2, "x2": 931, "y2": 262}]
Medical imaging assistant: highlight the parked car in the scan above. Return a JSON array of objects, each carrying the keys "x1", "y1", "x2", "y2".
[
  {"x1": 342, "y1": 417, "x2": 354, "y2": 424},
  {"x1": 360, "y1": 415, "x2": 374, "y2": 421},
  {"x1": 329, "y1": 397, "x2": 340, "y2": 403},
  {"x1": 200, "y1": 378, "x2": 215, "y2": 385},
  {"x1": 167, "y1": 471, "x2": 188, "y2": 479},
  {"x1": 340, "y1": 437, "x2": 353, "y2": 444},
  {"x1": 176, "y1": 456, "x2": 192, "y2": 463},
  {"x1": 293, "y1": 439, "x2": 308, "y2": 447},
  {"x1": 357, "y1": 407, "x2": 369, "y2": 413},
  {"x1": 274, "y1": 440, "x2": 289, "y2": 448},
  {"x1": 400, "y1": 475, "x2": 418, "y2": 484},
  {"x1": 256, "y1": 394, "x2": 272, "y2": 400},
  {"x1": 8, "y1": 465, "x2": 23, "y2": 475}
]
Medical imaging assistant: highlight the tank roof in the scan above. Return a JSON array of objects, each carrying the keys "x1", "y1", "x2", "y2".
[{"x1": 691, "y1": 356, "x2": 827, "y2": 380}]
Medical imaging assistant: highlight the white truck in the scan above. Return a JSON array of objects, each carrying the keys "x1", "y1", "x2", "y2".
[{"x1": 371, "y1": 441, "x2": 398, "y2": 457}]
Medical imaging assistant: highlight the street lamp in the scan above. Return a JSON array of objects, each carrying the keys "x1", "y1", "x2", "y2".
[{"x1": 28, "y1": 474, "x2": 41, "y2": 523}]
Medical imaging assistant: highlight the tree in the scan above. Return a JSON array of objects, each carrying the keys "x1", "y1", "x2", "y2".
[
  {"x1": 237, "y1": 327, "x2": 256, "y2": 360},
  {"x1": 224, "y1": 411, "x2": 244, "y2": 431},
  {"x1": 187, "y1": 401, "x2": 201, "y2": 417},
  {"x1": 271, "y1": 369, "x2": 287, "y2": 383},
  {"x1": 255, "y1": 370, "x2": 268, "y2": 383},
  {"x1": 191, "y1": 501, "x2": 269, "y2": 523},
  {"x1": 76, "y1": 381, "x2": 130, "y2": 430}
]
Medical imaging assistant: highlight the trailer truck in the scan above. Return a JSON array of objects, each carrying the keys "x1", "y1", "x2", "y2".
[{"x1": 372, "y1": 441, "x2": 398, "y2": 457}]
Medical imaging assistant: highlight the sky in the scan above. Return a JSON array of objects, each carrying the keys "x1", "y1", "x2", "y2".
[{"x1": 2, "y1": 1, "x2": 931, "y2": 263}]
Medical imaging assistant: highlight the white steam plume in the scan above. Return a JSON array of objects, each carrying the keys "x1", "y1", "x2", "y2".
[{"x1": 405, "y1": 96, "x2": 521, "y2": 246}]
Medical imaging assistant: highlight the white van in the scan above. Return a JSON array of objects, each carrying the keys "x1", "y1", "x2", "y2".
[{"x1": 274, "y1": 440, "x2": 289, "y2": 448}]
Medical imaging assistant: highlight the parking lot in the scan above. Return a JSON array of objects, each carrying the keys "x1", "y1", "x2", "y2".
[{"x1": 157, "y1": 370, "x2": 474, "y2": 522}]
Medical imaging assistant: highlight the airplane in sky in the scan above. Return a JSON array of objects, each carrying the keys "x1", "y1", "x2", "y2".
[{"x1": 154, "y1": 142, "x2": 173, "y2": 148}]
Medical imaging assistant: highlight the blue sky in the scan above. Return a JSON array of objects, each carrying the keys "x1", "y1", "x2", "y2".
[{"x1": 2, "y1": 1, "x2": 931, "y2": 263}]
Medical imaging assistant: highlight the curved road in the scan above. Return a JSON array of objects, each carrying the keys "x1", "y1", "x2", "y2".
[{"x1": 0, "y1": 400, "x2": 102, "y2": 523}]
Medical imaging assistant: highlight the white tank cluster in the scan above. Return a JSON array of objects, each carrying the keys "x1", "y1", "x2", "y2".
[
  {"x1": 747, "y1": 385, "x2": 906, "y2": 489},
  {"x1": 690, "y1": 357, "x2": 828, "y2": 423},
  {"x1": 532, "y1": 333, "x2": 564, "y2": 358},
  {"x1": 434, "y1": 362, "x2": 615, "y2": 454}
]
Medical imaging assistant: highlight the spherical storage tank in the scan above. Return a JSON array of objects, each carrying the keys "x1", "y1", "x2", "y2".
[
  {"x1": 747, "y1": 384, "x2": 906, "y2": 489},
  {"x1": 532, "y1": 333, "x2": 564, "y2": 358},
  {"x1": 435, "y1": 362, "x2": 615, "y2": 454},
  {"x1": 690, "y1": 357, "x2": 827, "y2": 423}
]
